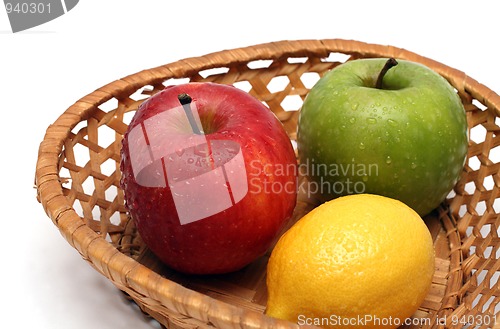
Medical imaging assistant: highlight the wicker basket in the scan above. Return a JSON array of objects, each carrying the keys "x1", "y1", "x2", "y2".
[{"x1": 35, "y1": 39, "x2": 500, "y2": 329}]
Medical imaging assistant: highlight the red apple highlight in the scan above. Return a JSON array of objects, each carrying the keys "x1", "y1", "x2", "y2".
[{"x1": 120, "y1": 82, "x2": 297, "y2": 274}]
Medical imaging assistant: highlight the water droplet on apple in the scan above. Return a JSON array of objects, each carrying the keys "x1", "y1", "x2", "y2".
[
  {"x1": 387, "y1": 119, "x2": 397, "y2": 126},
  {"x1": 411, "y1": 163, "x2": 417, "y2": 169},
  {"x1": 351, "y1": 103, "x2": 359, "y2": 111},
  {"x1": 385, "y1": 156, "x2": 392, "y2": 164},
  {"x1": 175, "y1": 148, "x2": 185, "y2": 156},
  {"x1": 359, "y1": 142, "x2": 365, "y2": 150},
  {"x1": 349, "y1": 117, "x2": 356, "y2": 124},
  {"x1": 394, "y1": 173, "x2": 399, "y2": 179},
  {"x1": 366, "y1": 118, "x2": 377, "y2": 124}
]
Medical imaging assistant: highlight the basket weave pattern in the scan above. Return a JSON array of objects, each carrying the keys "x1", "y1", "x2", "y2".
[{"x1": 35, "y1": 39, "x2": 500, "y2": 328}]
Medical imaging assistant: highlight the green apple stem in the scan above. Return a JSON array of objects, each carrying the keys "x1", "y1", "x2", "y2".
[
  {"x1": 375, "y1": 58, "x2": 398, "y2": 89},
  {"x1": 178, "y1": 93, "x2": 203, "y2": 135}
]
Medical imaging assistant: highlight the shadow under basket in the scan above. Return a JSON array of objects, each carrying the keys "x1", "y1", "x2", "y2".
[{"x1": 35, "y1": 39, "x2": 500, "y2": 329}]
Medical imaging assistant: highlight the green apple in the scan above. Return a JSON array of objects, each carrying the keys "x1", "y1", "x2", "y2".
[{"x1": 297, "y1": 58, "x2": 468, "y2": 216}]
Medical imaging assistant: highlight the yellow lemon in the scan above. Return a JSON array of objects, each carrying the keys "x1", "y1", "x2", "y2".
[{"x1": 266, "y1": 194, "x2": 435, "y2": 329}]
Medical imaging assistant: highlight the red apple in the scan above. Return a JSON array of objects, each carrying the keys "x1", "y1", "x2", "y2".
[{"x1": 120, "y1": 82, "x2": 297, "y2": 274}]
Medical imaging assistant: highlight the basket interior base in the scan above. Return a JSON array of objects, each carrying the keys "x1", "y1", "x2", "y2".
[{"x1": 133, "y1": 206, "x2": 451, "y2": 328}]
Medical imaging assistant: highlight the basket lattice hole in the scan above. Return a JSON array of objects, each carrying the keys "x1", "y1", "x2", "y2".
[
  {"x1": 482, "y1": 175, "x2": 495, "y2": 190},
  {"x1": 198, "y1": 67, "x2": 230, "y2": 79},
  {"x1": 73, "y1": 198, "x2": 84, "y2": 218},
  {"x1": 480, "y1": 224, "x2": 492, "y2": 238},
  {"x1": 475, "y1": 200, "x2": 487, "y2": 215},
  {"x1": 91, "y1": 205, "x2": 101, "y2": 221},
  {"x1": 80, "y1": 177, "x2": 96, "y2": 199},
  {"x1": 104, "y1": 185, "x2": 118, "y2": 206},
  {"x1": 281, "y1": 94, "x2": 303, "y2": 112},
  {"x1": 472, "y1": 269, "x2": 487, "y2": 286},
  {"x1": 459, "y1": 204, "x2": 468, "y2": 217},
  {"x1": 287, "y1": 57, "x2": 308, "y2": 64},
  {"x1": 300, "y1": 72, "x2": 320, "y2": 89},
  {"x1": 71, "y1": 120, "x2": 87, "y2": 136},
  {"x1": 71, "y1": 143, "x2": 91, "y2": 170},
  {"x1": 321, "y1": 52, "x2": 350, "y2": 63},
  {"x1": 483, "y1": 245, "x2": 494, "y2": 258},
  {"x1": 483, "y1": 296, "x2": 499, "y2": 313},
  {"x1": 122, "y1": 110, "x2": 136, "y2": 126},
  {"x1": 59, "y1": 166, "x2": 71, "y2": 186},
  {"x1": 495, "y1": 116, "x2": 500, "y2": 128},
  {"x1": 493, "y1": 198, "x2": 500, "y2": 212},
  {"x1": 464, "y1": 181, "x2": 476, "y2": 194},
  {"x1": 129, "y1": 85, "x2": 154, "y2": 101},
  {"x1": 162, "y1": 77, "x2": 190, "y2": 87},
  {"x1": 446, "y1": 189, "x2": 456, "y2": 199},
  {"x1": 470, "y1": 124, "x2": 487, "y2": 144},
  {"x1": 489, "y1": 146, "x2": 500, "y2": 164},
  {"x1": 247, "y1": 59, "x2": 273, "y2": 69},
  {"x1": 233, "y1": 80, "x2": 252, "y2": 93},
  {"x1": 109, "y1": 211, "x2": 122, "y2": 226},
  {"x1": 95, "y1": 125, "x2": 119, "y2": 150},
  {"x1": 100, "y1": 157, "x2": 117, "y2": 177},
  {"x1": 472, "y1": 99, "x2": 488, "y2": 111},
  {"x1": 98, "y1": 97, "x2": 118, "y2": 112},
  {"x1": 267, "y1": 76, "x2": 290, "y2": 93},
  {"x1": 468, "y1": 156, "x2": 481, "y2": 170}
]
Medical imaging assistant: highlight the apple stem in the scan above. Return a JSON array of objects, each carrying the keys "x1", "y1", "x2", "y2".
[
  {"x1": 375, "y1": 58, "x2": 398, "y2": 89},
  {"x1": 178, "y1": 93, "x2": 203, "y2": 134}
]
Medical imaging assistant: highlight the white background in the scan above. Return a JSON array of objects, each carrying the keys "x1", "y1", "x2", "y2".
[{"x1": 1, "y1": 0, "x2": 499, "y2": 328}]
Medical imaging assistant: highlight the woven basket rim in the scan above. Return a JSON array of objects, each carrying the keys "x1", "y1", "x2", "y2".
[{"x1": 35, "y1": 38, "x2": 500, "y2": 329}]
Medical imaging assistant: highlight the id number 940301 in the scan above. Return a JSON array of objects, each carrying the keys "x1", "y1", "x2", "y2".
[{"x1": 5, "y1": 2, "x2": 51, "y2": 14}]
